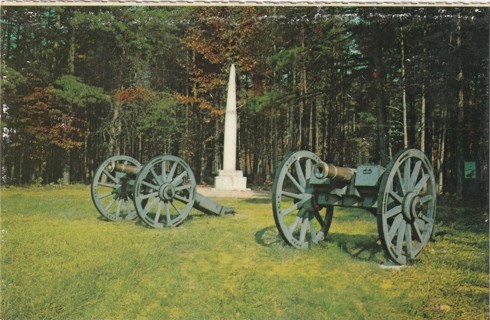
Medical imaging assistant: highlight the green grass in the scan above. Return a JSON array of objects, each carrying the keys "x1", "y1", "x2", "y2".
[{"x1": 1, "y1": 185, "x2": 488, "y2": 319}]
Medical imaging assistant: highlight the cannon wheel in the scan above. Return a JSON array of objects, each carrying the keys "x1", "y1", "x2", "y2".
[
  {"x1": 377, "y1": 149, "x2": 437, "y2": 265},
  {"x1": 134, "y1": 155, "x2": 196, "y2": 228},
  {"x1": 272, "y1": 150, "x2": 334, "y2": 248},
  {"x1": 91, "y1": 155, "x2": 141, "y2": 221}
]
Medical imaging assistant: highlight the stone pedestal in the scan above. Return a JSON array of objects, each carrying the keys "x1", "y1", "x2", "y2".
[{"x1": 213, "y1": 170, "x2": 249, "y2": 191}]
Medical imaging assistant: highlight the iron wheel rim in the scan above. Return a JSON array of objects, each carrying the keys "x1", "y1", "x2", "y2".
[
  {"x1": 377, "y1": 149, "x2": 437, "y2": 265},
  {"x1": 134, "y1": 155, "x2": 196, "y2": 228}
]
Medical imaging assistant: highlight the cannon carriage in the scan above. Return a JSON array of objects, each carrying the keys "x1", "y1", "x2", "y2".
[
  {"x1": 272, "y1": 148, "x2": 437, "y2": 265},
  {"x1": 91, "y1": 154, "x2": 234, "y2": 229}
]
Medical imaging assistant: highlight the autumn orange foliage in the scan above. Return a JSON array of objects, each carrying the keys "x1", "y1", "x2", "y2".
[{"x1": 114, "y1": 86, "x2": 156, "y2": 105}]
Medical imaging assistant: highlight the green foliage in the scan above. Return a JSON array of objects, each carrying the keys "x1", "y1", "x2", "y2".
[
  {"x1": 245, "y1": 90, "x2": 286, "y2": 112},
  {"x1": 1, "y1": 186, "x2": 488, "y2": 319},
  {"x1": 268, "y1": 47, "x2": 304, "y2": 71},
  {"x1": 53, "y1": 75, "x2": 110, "y2": 108},
  {"x1": 358, "y1": 111, "x2": 376, "y2": 125},
  {"x1": 137, "y1": 94, "x2": 180, "y2": 131},
  {"x1": 0, "y1": 67, "x2": 27, "y2": 95}
]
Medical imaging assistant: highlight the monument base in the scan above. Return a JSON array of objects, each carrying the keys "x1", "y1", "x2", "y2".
[{"x1": 212, "y1": 170, "x2": 249, "y2": 191}]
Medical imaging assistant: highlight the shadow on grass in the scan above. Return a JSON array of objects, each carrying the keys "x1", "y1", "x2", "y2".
[
  {"x1": 327, "y1": 232, "x2": 385, "y2": 264},
  {"x1": 255, "y1": 226, "x2": 385, "y2": 263},
  {"x1": 96, "y1": 216, "x2": 151, "y2": 228},
  {"x1": 242, "y1": 197, "x2": 271, "y2": 204},
  {"x1": 254, "y1": 226, "x2": 288, "y2": 247},
  {"x1": 436, "y1": 205, "x2": 489, "y2": 234}
]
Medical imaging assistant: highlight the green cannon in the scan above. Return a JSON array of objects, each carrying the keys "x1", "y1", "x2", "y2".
[
  {"x1": 91, "y1": 155, "x2": 234, "y2": 228},
  {"x1": 272, "y1": 149, "x2": 436, "y2": 265}
]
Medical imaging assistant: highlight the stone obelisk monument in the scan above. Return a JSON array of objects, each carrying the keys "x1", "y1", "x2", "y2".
[{"x1": 213, "y1": 64, "x2": 248, "y2": 191}]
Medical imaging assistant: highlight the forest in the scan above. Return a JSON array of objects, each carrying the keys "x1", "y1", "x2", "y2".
[{"x1": 1, "y1": 7, "x2": 488, "y2": 199}]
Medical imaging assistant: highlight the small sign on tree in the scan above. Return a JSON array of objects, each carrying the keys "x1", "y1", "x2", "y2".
[{"x1": 464, "y1": 161, "x2": 476, "y2": 179}]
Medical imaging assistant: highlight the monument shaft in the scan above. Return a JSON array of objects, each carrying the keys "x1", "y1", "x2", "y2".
[
  {"x1": 213, "y1": 64, "x2": 249, "y2": 191},
  {"x1": 223, "y1": 64, "x2": 237, "y2": 172}
]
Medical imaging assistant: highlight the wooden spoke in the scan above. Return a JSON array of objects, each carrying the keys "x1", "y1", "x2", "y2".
[
  {"x1": 288, "y1": 216, "x2": 302, "y2": 234},
  {"x1": 389, "y1": 191, "x2": 403, "y2": 204},
  {"x1": 124, "y1": 199, "x2": 133, "y2": 216},
  {"x1": 98, "y1": 192, "x2": 113, "y2": 199},
  {"x1": 305, "y1": 159, "x2": 312, "y2": 180},
  {"x1": 286, "y1": 172, "x2": 305, "y2": 193},
  {"x1": 150, "y1": 167, "x2": 163, "y2": 185},
  {"x1": 413, "y1": 174, "x2": 430, "y2": 194},
  {"x1": 412, "y1": 220, "x2": 424, "y2": 242},
  {"x1": 280, "y1": 202, "x2": 299, "y2": 217},
  {"x1": 104, "y1": 198, "x2": 116, "y2": 211},
  {"x1": 395, "y1": 169, "x2": 407, "y2": 196},
  {"x1": 168, "y1": 162, "x2": 178, "y2": 182},
  {"x1": 115, "y1": 200, "x2": 122, "y2": 218},
  {"x1": 410, "y1": 161, "x2": 422, "y2": 189},
  {"x1": 295, "y1": 160, "x2": 306, "y2": 188},
  {"x1": 384, "y1": 205, "x2": 402, "y2": 219},
  {"x1": 420, "y1": 194, "x2": 433, "y2": 204},
  {"x1": 97, "y1": 182, "x2": 117, "y2": 188},
  {"x1": 154, "y1": 201, "x2": 163, "y2": 224},
  {"x1": 405, "y1": 223, "x2": 413, "y2": 259},
  {"x1": 102, "y1": 170, "x2": 118, "y2": 184},
  {"x1": 281, "y1": 190, "x2": 303, "y2": 201},
  {"x1": 312, "y1": 210, "x2": 327, "y2": 228},
  {"x1": 161, "y1": 161, "x2": 167, "y2": 182},
  {"x1": 171, "y1": 171, "x2": 188, "y2": 187},
  {"x1": 174, "y1": 194, "x2": 191, "y2": 204},
  {"x1": 395, "y1": 220, "x2": 406, "y2": 257},
  {"x1": 403, "y1": 157, "x2": 411, "y2": 188},
  {"x1": 141, "y1": 180, "x2": 159, "y2": 191},
  {"x1": 164, "y1": 201, "x2": 171, "y2": 223},
  {"x1": 309, "y1": 217, "x2": 317, "y2": 240},
  {"x1": 387, "y1": 214, "x2": 404, "y2": 243},
  {"x1": 140, "y1": 191, "x2": 158, "y2": 200},
  {"x1": 143, "y1": 197, "x2": 159, "y2": 215},
  {"x1": 175, "y1": 184, "x2": 192, "y2": 192},
  {"x1": 299, "y1": 217, "x2": 309, "y2": 243}
]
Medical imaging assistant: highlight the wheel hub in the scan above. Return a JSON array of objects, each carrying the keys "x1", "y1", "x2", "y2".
[
  {"x1": 159, "y1": 183, "x2": 175, "y2": 201},
  {"x1": 402, "y1": 192, "x2": 423, "y2": 222}
]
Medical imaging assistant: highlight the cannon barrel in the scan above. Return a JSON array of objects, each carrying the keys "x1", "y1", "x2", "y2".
[
  {"x1": 312, "y1": 162, "x2": 355, "y2": 182},
  {"x1": 108, "y1": 162, "x2": 140, "y2": 175}
]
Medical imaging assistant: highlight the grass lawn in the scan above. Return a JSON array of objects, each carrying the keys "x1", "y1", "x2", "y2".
[{"x1": 1, "y1": 185, "x2": 488, "y2": 319}]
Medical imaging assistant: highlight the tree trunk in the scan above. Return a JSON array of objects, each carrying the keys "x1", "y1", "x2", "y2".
[
  {"x1": 68, "y1": 25, "x2": 76, "y2": 74},
  {"x1": 373, "y1": 35, "x2": 389, "y2": 166},
  {"x1": 401, "y1": 27, "x2": 408, "y2": 149},
  {"x1": 109, "y1": 101, "x2": 122, "y2": 155},
  {"x1": 288, "y1": 102, "x2": 294, "y2": 152},
  {"x1": 420, "y1": 83, "x2": 426, "y2": 152},
  {"x1": 455, "y1": 14, "x2": 464, "y2": 199},
  {"x1": 420, "y1": 27, "x2": 428, "y2": 153}
]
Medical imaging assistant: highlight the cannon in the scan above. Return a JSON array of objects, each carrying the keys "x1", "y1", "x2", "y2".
[
  {"x1": 91, "y1": 154, "x2": 234, "y2": 228},
  {"x1": 272, "y1": 148, "x2": 436, "y2": 265}
]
